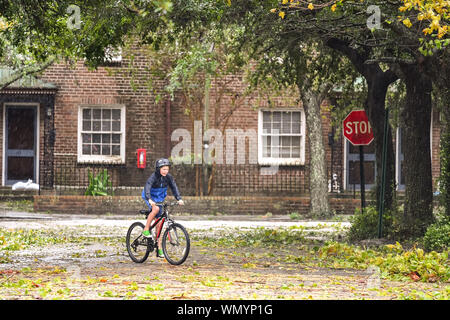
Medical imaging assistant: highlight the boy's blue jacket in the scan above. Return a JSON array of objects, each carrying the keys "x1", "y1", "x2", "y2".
[{"x1": 143, "y1": 169, "x2": 182, "y2": 203}]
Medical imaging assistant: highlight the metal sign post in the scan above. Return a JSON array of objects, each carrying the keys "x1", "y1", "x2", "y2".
[
  {"x1": 377, "y1": 108, "x2": 389, "y2": 238},
  {"x1": 343, "y1": 110, "x2": 374, "y2": 215},
  {"x1": 359, "y1": 145, "x2": 366, "y2": 212}
]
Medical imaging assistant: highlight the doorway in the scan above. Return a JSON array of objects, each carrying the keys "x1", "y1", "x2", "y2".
[
  {"x1": 345, "y1": 140, "x2": 376, "y2": 191},
  {"x1": 3, "y1": 104, "x2": 38, "y2": 185}
]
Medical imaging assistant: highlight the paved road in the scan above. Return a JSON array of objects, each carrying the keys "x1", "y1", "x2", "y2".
[
  {"x1": 0, "y1": 209, "x2": 370, "y2": 300},
  {"x1": 0, "y1": 209, "x2": 351, "y2": 233},
  {"x1": 2, "y1": 209, "x2": 444, "y2": 300}
]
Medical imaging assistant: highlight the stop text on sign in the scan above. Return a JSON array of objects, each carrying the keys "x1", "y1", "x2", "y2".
[{"x1": 344, "y1": 120, "x2": 372, "y2": 135}]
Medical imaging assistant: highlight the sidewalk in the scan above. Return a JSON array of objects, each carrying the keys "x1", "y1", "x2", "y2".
[{"x1": 0, "y1": 209, "x2": 351, "y2": 233}]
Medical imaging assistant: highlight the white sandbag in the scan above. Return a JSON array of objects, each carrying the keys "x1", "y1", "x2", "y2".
[
  {"x1": 12, "y1": 181, "x2": 27, "y2": 191},
  {"x1": 12, "y1": 179, "x2": 38, "y2": 191},
  {"x1": 25, "y1": 182, "x2": 39, "y2": 191}
]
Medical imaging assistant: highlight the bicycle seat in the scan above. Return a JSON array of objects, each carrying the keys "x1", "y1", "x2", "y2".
[{"x1": 140, "y1": 209, "x2": 151, "y2": 215}]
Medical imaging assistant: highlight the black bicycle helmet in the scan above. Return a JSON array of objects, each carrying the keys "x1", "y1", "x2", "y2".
[{"x1": 155, "y1": 158, "x2": 171, "y2": 170}]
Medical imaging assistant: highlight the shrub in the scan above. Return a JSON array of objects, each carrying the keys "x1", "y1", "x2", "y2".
[
  {"x1": 289, "y1": 212, "x2": 300, "y2": 220},
  {"x1": 85, "y1": 169, "x2": 113, "y2": 196},
  {"x1": 347, "y1": 206, "x2": 393, "y2": 242},
  {"x1": 318, "y1": 241, "x2": 449, "y2": 282},
  {"x1": 423, "y1": 215, "x2": 450, "y2": 251}
]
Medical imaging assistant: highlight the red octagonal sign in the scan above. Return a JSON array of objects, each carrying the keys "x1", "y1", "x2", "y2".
[{"x1": 343, "y1": 110, "x2": 374, "y2": 146}]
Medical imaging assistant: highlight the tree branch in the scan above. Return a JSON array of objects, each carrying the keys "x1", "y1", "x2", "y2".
[
  {"x1": 325, "y1": 37, "x2": 370, "y2": 77},
  {"x1": 0, "y1": 56, "x2": 56, "y2": 90},
  {"x1": 364, "y1": 57, "x2": 416, "y2": 65}
]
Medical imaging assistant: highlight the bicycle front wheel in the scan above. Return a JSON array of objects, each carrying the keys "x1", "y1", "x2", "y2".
[
  {"x1": 162, "y1": 223, "x2": 190, "y2": 265},
  {"x1": 126, "y1": 222, "x2": 151, "y2": 263}
]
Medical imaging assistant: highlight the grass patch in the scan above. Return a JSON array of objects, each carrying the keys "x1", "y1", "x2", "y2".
[
  {"x1": 0, "y1": 228, "x2": 65, "y2": 251},
  {"x1": 0, "y1": 227, "x2": 123, "y2": 258},
  {"x1": 192, "y1": 226, "x2": 307, "y2": 248}
]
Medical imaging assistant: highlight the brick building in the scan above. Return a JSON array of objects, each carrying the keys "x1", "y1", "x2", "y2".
[{"x1": 0, "y1": 48, "x2": 443, "y2": 205}]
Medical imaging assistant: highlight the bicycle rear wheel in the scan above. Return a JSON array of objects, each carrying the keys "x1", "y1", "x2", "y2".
[
  {"x1": 162, "y1": 223, "x2": 190, "y2": 265},
  {"x1": 126, "y1": 222, "x2": 151, "y2": 263}
]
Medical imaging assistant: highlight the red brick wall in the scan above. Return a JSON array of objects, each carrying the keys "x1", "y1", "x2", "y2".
[
  {"x1": 168, "y1": 73, "x2": 313, "y2": 195},
  {"x1": 321, "y1": 101, "x2": 345, "y2": 191},
  {"x1": 40, "y1": 48, "x2": 168, "y2": 187},
  {"x1": 35, "y1": 47, "x2": 442, "y2": 196}
]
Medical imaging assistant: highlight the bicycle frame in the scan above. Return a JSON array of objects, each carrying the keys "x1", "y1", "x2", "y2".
[
  {"x1": 149, "y1": 215, "x2": 166, "y2": 242},
  {"x1": 144, "y1": 201, "x2": 177, "y2": 243}
]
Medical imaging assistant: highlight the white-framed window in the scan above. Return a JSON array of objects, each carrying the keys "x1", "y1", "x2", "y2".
[
  {"x1": 258, "y1": 109, "x2": 306, "y2": 165},
  {"x1": 77, "y1": 104, "x2": 126, "y2": 163}
]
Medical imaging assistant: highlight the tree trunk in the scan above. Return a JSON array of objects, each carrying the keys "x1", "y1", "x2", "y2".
[
  {"x1": 365, "y1": 71, "x2": 397, "y2": 213},
  {"x1": 300, "y1": 85, "x2": 331, "y2": 218},
  {"x1": 325, "y1": 38, "x2": 398, "y2": 213},
  {"x1": 398, "y1": 64, "x2": 434, "y2": 238}
]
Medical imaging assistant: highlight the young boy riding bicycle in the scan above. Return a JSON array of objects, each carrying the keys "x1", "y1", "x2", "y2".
[{"x1": 142, "y1": 158, "x2": 184, "y2": 258}]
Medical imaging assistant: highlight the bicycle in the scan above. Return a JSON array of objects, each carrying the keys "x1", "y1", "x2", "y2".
[{"x1": 126, "y1": 201, "x2": 190, "y2": 265}]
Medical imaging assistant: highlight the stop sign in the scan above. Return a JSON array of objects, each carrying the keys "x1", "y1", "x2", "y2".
[{"x1": 343, "y1": 110, "x2": 374, "y2": 146}]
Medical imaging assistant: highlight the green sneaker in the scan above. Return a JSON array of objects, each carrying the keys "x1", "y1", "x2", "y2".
[
  {"x1": 142, "y1": 230, "x2": 151, "y2": 238},
  {"x1": 157, "y1": 249, "x2": 164, "y2": 258}
]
